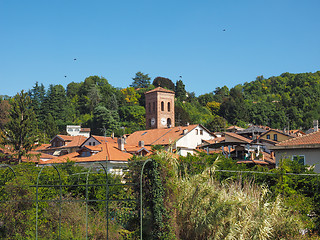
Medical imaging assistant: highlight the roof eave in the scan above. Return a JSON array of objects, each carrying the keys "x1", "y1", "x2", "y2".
[{"x1": 271, "y1": 144, "x2": 320, "y2": 150}]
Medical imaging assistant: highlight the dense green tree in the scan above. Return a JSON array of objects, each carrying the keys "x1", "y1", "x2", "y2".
[
  {"x1": 213, "y1": 86, "x2": 229, "y2": 103},
  {"x1": 118, "y1": 105, "x2": 146, "y2": 132},
  {"x1": 175, "y1": 80, "x2": 187, "y2": 101},
  {"x1": 152, "y1": 77, "x2": 175, "y2": 91},
  {"x1": 0, "y1": 99, "x2": 10, "y2": 129},
  {"x1": 121, "y1": 87, "x2": 141, "y2": 105},
  {"x1": 43, "y1": 113, "x2": 59, "y2": 140},
  {"x1": 220, "y1": 86, "x2": 249, "y2": 125},
  {"x1": 131, "y1": 71, "x2": 151, "y2": 88},
  {"x1": 175, "y1": 100, "x2": 212, "y2": 125},
  {"x1": 136, "y1": 85, "x2": 155, "y2": 107},
  {"x1": 92, "y1": 106, "x2": 120, "y2": 136},
  {"x1": 175, "y1": 103, "x2": 191, "y2": 126},
  {"x1": 88, "y1": 85, "x2": 101, "y2": 112},
  {"x1": 205, "y1": 115, "x2": 226, "y2": 132},
  {"x1": 42, "y1": 84, "x2": 75, "y2": 123},
  {"x1": 28, "y1": 82, "x2": 46, "y2": 119},
  {"x1": 198, "y1": 92, "x2": 215, "y2": 106},
  {"x1": 206, "y1": 101, "x2": 221, "y2": 115},
  {"x1": 3, "y1": 91, "x2": 38, "y2": 163},
  {"x1": 66, "y1": 81, "x2": 81, "y2": 98}
]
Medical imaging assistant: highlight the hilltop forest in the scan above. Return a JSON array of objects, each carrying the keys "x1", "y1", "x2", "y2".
[{"x1": 1, "y1": 71, "x2": 320, "y2": 142}]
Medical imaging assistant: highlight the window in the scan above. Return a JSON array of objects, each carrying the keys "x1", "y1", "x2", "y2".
[
  {"x1": 153, "y1": 102, "x2": 155, "y2": 112},
  {"x1": 81, "y1": 151, "x2": 91, "y2": 157},
  {"x1": 167, "y1": 118, "x2": 171, "y2": 128},
  {"x1": 196, "y1": 129, "x2": 199, "y2": 135},
  {"x1": 89, "y1": 142, "x2": 92, "y2": 146},
  {"x1": 148, "y1": 103, "x2": 151, "y2": 113},
  {"x1": 168, "y1": 102, "x2": 171, "y2": 112},
  {"x1": 93, "y1": 142, "x2": 95, "y2": 146},
  {"x1": 292, "y1": 155, "x2": 305, "y2": 165},
  {"x1": 273, "y1": 134, "x2": 278, "y2": 141},
  {"x1": 161, "y1": 101, "x2": 164, "y2": 111},
  {"x1": 200, "y1": 129, "x2": 203, "y2": 135},
  {"x1": 111, "y1": 168, "x2": 123, "y2": 175},
  {"x1": 266, "y1": 134, "x2": 270, "y2": 139}
]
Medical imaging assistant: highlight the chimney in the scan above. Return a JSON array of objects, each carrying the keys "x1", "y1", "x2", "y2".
[
  {"x1": 183, "y1": 129, "x2": 188, "y2": 135},
  {"x1": 313, "y1": 120, "x2": 319, "y2": 132},
  {"x1": 139, "y1": 141, "x2": 144, "y2": 147},
  {"x1": 117, "y1": 137, "x2": 125, "y2": 151}
]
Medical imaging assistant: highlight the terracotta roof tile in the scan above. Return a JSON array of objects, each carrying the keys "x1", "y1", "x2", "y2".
[
  {"x1": 145, "y1": 87, "x2": 175, "y2": 94},
  {"x1": 49, "y1": 135, "x2": 87, "y2": 149},
  {"x1": 202, "y1": 137, "x2": 225, "y2": 144},
  {"x1": 125, "y1": 125, "x2": 199, "y2": 146},
  {"x1": 224, "y1": 132, "x2": 252, "y2": 143},
  {"x1": 41, "y1": 142, "x2": 132, "y2": 164},
  {"x1": 90, "y1": 135, "x2": 118, "y2": 144},
  {"x1": 276, "y1": 130, "x2": 320, "y2": 147}
]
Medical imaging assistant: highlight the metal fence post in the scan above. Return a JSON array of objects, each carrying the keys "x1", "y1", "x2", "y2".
[
  {"x1": 35, "y1": 166, "x2": 45, "y2": 240},
  {"x1": 0, "y1": 164, "x2": 16, "y2": 179},
  {"x1": 52, "y1": 164, "x2": 62, "y2": 240},
  {"x1": 96, "y1": 162, "x2": 109, "y2": 239}
]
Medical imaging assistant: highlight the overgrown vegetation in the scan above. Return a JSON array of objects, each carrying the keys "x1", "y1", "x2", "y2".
[
  {"x1": 0, "y1": 163, "x2": 138, "y2": 239},
  {"x1": 127, "y1": 151, "x2": 320, "y2": 239},
  {"x1": 1, "y1": 151, "x2": 320, "y2": 239}
]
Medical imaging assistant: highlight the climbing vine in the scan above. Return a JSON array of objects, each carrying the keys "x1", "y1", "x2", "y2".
[{"x1": 127, "y1": 151, "x2": 178, "y2": 239}]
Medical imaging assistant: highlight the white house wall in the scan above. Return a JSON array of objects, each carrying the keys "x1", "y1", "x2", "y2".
[
  {"x1": 176, "y1": 126, "x2": 214, "y2": 155},
  {"x1": 82, "y1": 137, "x2": 101, "y2": 147}
]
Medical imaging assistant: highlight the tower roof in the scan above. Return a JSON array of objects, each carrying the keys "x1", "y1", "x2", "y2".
[{"x1": 145, "y1": 87, "x2": 175, "y2": 94}]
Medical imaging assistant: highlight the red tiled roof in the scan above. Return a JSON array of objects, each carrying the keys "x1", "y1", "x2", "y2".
[
  {"x1": 50, "y1": 135, "x2": 87, "y2": 148},
  {"x1": 124, "y1": 146, "x2": 152, "y2": 152},
  {"x1": 40, "y1": 142, "x2": 132, "y2": 164},
  {"x1": 145, "y1": 87, "x2": 175, "y2": 94},
  {"x1": 80, "y1": 128, "x2": 91, "y2": 132},
  {"x1": 89, "y1": 135, "x2": 118, "y2": 144},
  {"x1": 125, "y1": 125, "x2": 199, "y2": 146},
  {"x1": 226, "y1": 125, "x2": 244, "y2": 131},
  {"x1": 224, "y1": 132, "x2": 252, "y2": 143},
  {"x1": 34, "y1": 144, "x2": 51, "y2": 151},
  {"x1": 237, "y1": 160, "x2": 269, "y2": 165},
  {"x1": 275, "y1": 130, "x2": 320, "y2": 147},
  {"x1": 202, "y1": 137, "x2": 225, "y2": 144}
]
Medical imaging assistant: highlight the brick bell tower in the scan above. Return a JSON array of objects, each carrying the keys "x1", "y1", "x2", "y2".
[{"x1": 145, "y1": 87, "x2": 175, "y2": 129}]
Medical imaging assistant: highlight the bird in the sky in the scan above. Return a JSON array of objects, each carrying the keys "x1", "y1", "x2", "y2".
[
  {"x1": 74, "y1": 58, "x2": 77, "y2": 61},
  {"x1": 223, "y1": 29, "x2": 226, "y2": 31},
  {"x1": 64, "y1": 76, "x2": 67, "y2": 78}
]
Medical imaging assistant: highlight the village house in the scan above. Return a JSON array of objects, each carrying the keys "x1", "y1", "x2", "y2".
[
  {"x1": 271, "y1": 130, "x2": 320, "y2": 173},
  {"x1": 38, "y1": 134, "x2": 87, "y2": 156},
  {"x1": 200, "y1": 131, "x2": 275, "y2": 168},
  {"x1": 125, "y1": 124, "x2": 215, "y2": 156}
]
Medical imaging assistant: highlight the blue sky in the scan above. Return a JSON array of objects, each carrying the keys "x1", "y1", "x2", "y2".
[{"x1": 1, "y1": 0, "x2": 320, "y2": 97}]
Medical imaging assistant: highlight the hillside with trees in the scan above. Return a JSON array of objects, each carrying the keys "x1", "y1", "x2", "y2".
[{"x1": 1, "y1": 71, "x2": 320, "y2": 143}]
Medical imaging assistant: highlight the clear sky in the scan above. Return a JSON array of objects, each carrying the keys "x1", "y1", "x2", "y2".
[{"x1": 1, "y1": 0, "x2": 320, "y2": 97}]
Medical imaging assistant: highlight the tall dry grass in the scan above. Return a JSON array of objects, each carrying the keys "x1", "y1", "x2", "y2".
[{"x1": 176, "y1": 166, "x2": 305, "y2": 240}]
